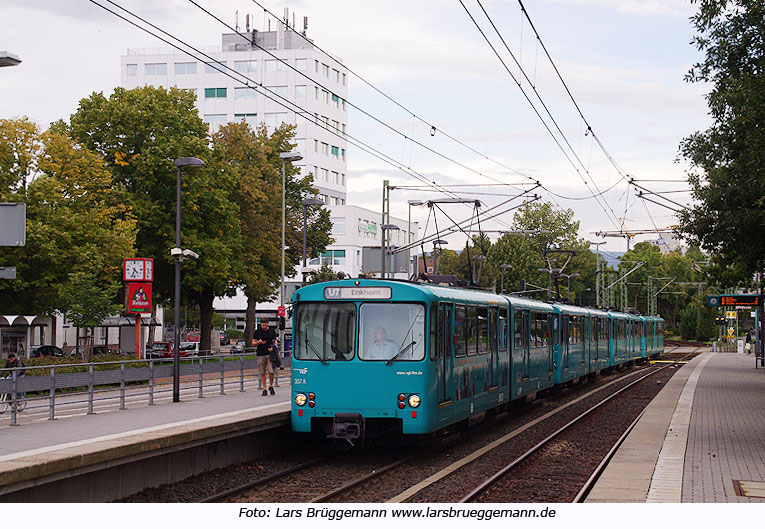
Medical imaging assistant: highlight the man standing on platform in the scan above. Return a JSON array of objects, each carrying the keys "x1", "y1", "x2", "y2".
[{"x1": 253, "y1": 318, "x2": 278, "y2": 396}]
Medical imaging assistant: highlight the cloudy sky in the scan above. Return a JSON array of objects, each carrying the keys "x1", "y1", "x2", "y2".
[{"x1": 1, "y1": 0, "x2": 711, "y2": 257}]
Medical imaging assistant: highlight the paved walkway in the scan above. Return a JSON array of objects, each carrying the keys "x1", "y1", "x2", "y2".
[{"x1": 589, "y1": 350, "x2": 765, "y2": 502}]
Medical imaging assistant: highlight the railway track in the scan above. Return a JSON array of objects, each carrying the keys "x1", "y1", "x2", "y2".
[
  {"x1": 457, "y1": 350, "x2": 698, "y2": 503},
  {"x1": 125, "y1": 350, "x2": 698, "y2": 503}
]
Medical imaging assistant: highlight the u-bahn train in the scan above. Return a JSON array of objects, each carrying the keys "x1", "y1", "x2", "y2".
[{"x1": 290, "y1": 279, "x2": 664, "y2": 443}]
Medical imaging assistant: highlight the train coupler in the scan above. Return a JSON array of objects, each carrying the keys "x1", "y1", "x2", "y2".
[{"x1": 328, "y1": 413, "x2": 365, "y2": 443}]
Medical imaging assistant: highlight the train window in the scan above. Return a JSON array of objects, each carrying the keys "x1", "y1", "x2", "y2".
[
  {"x1": 514, "y1": 310, "x2": 524, "y2": 349},
  {"x1": 477, "y1": 307, "x2": 488, "y2": 354},
  {"x1": 499, "y1": 307, "x2": 508, "y2": 351},
  {"x1": 530, "y1": 312, "x2": 548, "y2": 349},
  {"x1": 552, "y1": 314, "x2": 560, "y2": 347},
  {"x1": 358, "y1": 303, "x2": 426, "y2": 361},
  {"x1": 467, "y1": 305, "x2": 478, "y2": 355},
  {"x1": 455, "y1": 305, "x2": 467, "y2": 357},
  {"x1": 294, "y1": 303, "x2": 356, "y2": 361},
  {"x1": 569, "y1": 316, "x2": 581, "y2": 345},
  {"x1": 489, "y1": 308, "x2": 497, "y2": 353}
]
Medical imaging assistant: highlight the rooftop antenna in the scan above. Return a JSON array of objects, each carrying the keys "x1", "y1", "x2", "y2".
[
  {"x1": 303, "y1": 16, "x2": 308, "y2": 36},
  {"x1": 292, "y1": 12, "x2": 296, "y2": 31},
  {"x1": 236, "y1": 10, "x2": 239, "y2": 32},
  {"x1": 245, "y1": 13, "x2": 249, "y2": 32},
  {"x1": 284, "y1": 7, "x2": 289, "y2": 26}
]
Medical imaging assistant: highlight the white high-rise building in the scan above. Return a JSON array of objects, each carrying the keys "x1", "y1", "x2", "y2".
[{"x1": 121, "y1": 22, "x2": 348, "y2": 204}]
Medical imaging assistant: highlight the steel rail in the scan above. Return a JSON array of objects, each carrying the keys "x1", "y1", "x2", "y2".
[
  {"x1": 459, "y1": 362, "x2": 677, "y2": 503},
  {"x1": 310, "y1": 456, "x2": 413, "y2": 503}
]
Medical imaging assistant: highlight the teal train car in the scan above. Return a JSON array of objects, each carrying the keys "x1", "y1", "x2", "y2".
[{"x1": 290, "y1": 279, "x2": 664, "y2": 443}]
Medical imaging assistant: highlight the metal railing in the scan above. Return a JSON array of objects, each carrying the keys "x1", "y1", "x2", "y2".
[{"x1": 0, "y1": 350, "x2": 290, "y2": 426}]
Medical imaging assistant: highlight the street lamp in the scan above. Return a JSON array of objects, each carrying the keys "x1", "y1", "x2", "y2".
[
  {"x1": 565, "y1": 273, "x2": 580, "y2": 300},
  {"x1": 280, "y1": 152, "x2": 302, "y2": 354},
  {"x1": 500, "y1": 264, "x2": 513, "y2": 294},
  {"x1": 380, "y1": 224, "x2": 400, "y2": 278},
  {"x1": 172, "y1": 156, "x2": 204, "y2": 403},
  {"x1": 432, "y1": 239, "x2": 448, "y2": 275},
  {"x1": 538, "y1": 267, "x2": 561, "y2": 299},
  {"x1": 301, "y1": 196, "x2": 324, "y2": 286},
  {"x1": 408, "y1": 200, "x2": 425, "y2": 279},
  {"x1": 0, "y1": 52, "x2": 21, "y2": 68}
]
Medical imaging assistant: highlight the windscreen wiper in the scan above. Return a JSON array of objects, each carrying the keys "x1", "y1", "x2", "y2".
[
  {"x1": 386, "y1": 341, "x2": 417, "y2": 365},
  {"x1": 305, "y1": 338, "x2": 328, "y2": 365}
]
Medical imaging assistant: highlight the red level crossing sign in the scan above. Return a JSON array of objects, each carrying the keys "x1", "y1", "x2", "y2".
[{"x1": 277, "y1": 306, "x2": 286, "y2": 317}]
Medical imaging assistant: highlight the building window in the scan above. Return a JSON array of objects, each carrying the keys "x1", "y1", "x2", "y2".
[
  {"x1": 315, "y1": 60, "x2": 319, "y2": 73},
  {"x1": 175, "y1": 62, "x2": 196, "y2": 75},
  {"x1": 341, "y1": 173, "x2": 346, "y2": 185},
  {"x1": 205, "y1": 87, "x2": 227, "y2": 98},
  {"x1": 264, "y1": 112, "x2": 289, "y2": 130},
  {"x1": 295, "y1": 85, "x2": 307, "y2": 98},
  {"x1": 267, "y1": 85, "x2": 288, "y2": 98},
  {"x1": 331, "y1": 93, "x2": 340, "y2": 108},
  {"x1": 341, "y1": 149, "x2": 346, "y2": 161},
  {"x1": 265, "y1": 59, "x2": 285, "y2": 72},
  {"x1": 145, "y1": 63, "x2": 167, "y2": 75},
  {"x1": 204, "y1": 61, "x2": 226, "y2": 74},
  {"x1": 322, "y1": 89, "x2": 329, "y2": 104},
  {"x1": 333, "y1": 68, "x2": 340, "y2": 82},
  {"x1": 320, "y1": 168, "x2": 329, "y2": 181},
  {"x1": 331, "y1": 146, "x2": 339, "y2": 158},
  {"x1": 234, "y1": 87, "x2": 256, "y2": 100},
  {"x1": 331, "y1": 217, "x2": 345, "y2": 235},
  {"x1": 332, "y1": 120, "x2": 339, "y2": 131},
  {"x1": 331, "y1": 171, "x2": 339, "y2": 183},
  {"x1": 234, "y1": 113, "x2": 257, "y2": 125},
  {"x1": 126, "y1": 64, "x2": 137, "y2": 76},
  {"x1": 296, "y1": 58, "x2": 307, "y2": 70},
  {"x1": 234, "y1": 60, "x2": 257, "y2": 74},
  {"x1": 203, "y1": 114, "x2": 227, "y2": 132},
  {"x1": 342, "y1": 73, "x2": 346, "y2": 85},
  {"x1": 321, "y1": 143, "x2": 329, "y2": 156},
  {"x1": 342, "y1": 99, "x2": 346, "y2": 111},
  {"x1": 322, "y1": 63, "x2": 329, "y2": 77},
  {"x1": 309, "y1": 249, "x2": 345, "y2": 266}
]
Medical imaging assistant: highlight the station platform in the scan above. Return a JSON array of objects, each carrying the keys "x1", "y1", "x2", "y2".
[
  {"x1": 588, "y1": 349, "x2": 765, "y2": 503},
  {"x1": 0, "y1": 383, "x2": 290, "y2": 501}
]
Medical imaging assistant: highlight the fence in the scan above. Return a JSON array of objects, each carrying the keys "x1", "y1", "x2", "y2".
[{"x1": 0, "y1": 351, "x2": 290, "y2": 426}]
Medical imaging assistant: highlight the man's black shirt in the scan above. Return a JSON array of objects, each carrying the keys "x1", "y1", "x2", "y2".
[{"x1": 253, "y1": 327, "x2": 278, "y2": 356}]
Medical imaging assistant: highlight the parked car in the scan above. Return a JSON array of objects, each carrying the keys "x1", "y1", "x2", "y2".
[
  {"x1": 231, "y1": 340, "x2": 245, "y2": 354},
  {"x1": 149, "y1": 342, "x2": 173, "y2": 358},
  {"x1": 220, "y1": 332, "x2": 230, "y2": 346},
  {"x1": 29, "y1": 345, "x2": 65, "y2": 358},
  {"x1": 179, "y1": 342, "x2": 199, "y2": 356}
]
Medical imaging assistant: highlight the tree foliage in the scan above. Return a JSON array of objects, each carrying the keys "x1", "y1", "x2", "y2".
[
  {"x1": 678, "y1": 0, "x2": 765, "y2": 283},
  {"x1": 0, "y1": 124, "x2": 136, "y2": 315},
  {"x1": 66, "y1": 86, "x2": 242, "y2": 352}
]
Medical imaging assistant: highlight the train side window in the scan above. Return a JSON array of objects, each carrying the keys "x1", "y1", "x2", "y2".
[
  {"x1": 477, "y1": 306, "x2": 488, "y2": 354},
  {"x1": 467, "y1": 305, "x2": 478, "y2": 355},
  {"x1": 455, "y1": 305, "x2": 466, "y2": 357},
  {"x1": 514, "y1": 310, "x2": 523, "y2": 349},
  {"x1": 499, "y1": 307, "x2": 508, "y2": 351}
]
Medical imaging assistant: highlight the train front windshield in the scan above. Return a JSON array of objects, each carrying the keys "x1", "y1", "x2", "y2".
[{"x1": 294, "y1": 302, "x2": 426, "y2": 362}]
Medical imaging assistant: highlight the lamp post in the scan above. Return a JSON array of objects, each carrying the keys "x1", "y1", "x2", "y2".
[
  {"x1": 280, "y1": 152, "x2": 302, "y2": 355},
  {"x1": 408, "y1": 200, "x2": 425, "y2": 279},
  {"x1": 500, "y1": 264, "x2": 512, "y2": 294},
  {"x1": 472, "y1": 255, "x2": 486, "y2": 285},
  {"x1": 380, "y1": 224, "x2": 400, "y2": 278},
  {"x1": 565, "y1": 273, "x2": 580, "y2": 301},
  {"x1": 301, "y1": 197, "x2": 324, "y2": 286},
  {"x1": 432, "y1": 240, "x2": 448, "y2": 275},
  {"x1": 172, "y1": 157, "x2": 204, "y2": 403},
  {"x1": 0, "y1": 52, "x2": 21, "y2": 67}
]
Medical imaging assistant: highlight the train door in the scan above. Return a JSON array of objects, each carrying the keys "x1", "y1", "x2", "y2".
[
  {"x1": 438, "y1": 303, "x2": 454, "y2": 405},
  {"x1": 518, "y1": 310, "x2": 530, "y2": 380}
]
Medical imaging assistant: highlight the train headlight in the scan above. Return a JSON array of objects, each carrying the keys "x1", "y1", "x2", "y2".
[
  {"x1": 408, "y1": 394, "x2": 421, "y2": 408},
  {"x1": 295, "y1": 393, "x2": 307, "y2": 406}
]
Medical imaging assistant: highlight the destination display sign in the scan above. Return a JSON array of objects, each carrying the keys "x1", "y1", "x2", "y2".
[
  {"x1": 720, "y1": 295, "x2": 761, "y2": 306},
  {"x1": 324, "y1": 286, "x2": 392, "y2": 300}
]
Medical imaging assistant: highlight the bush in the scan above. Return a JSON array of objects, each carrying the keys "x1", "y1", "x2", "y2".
[{"x1": 679, "y1": 305, "x2": 698, "y2": 340}]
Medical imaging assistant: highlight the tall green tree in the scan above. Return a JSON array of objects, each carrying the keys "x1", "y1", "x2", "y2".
[
  {"x1": 0, "y1": 117, "x2": 41, "y2": 199},
  {"x1": 678, "y1": 0, "x2": 765, "y2": 284},
  {"x1": 0, "y1": 126, "x2": 136, "y2": 322},
  {"x1": 67, "y1": 86, "x2": 241, "y2": 352},
  {"x1": 212, "y1": 121, "x2": 331, "y2": 343}
]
